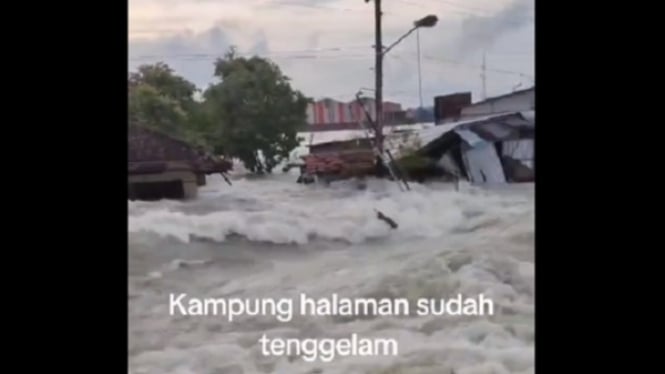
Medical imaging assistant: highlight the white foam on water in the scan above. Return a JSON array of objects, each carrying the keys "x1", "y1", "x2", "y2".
[
  {"x1": 129, "y1": 175, "x2": 534, "y2": 374},
  {"x1": 129, "y1": 176, "x2": 531, "y2": 246}
]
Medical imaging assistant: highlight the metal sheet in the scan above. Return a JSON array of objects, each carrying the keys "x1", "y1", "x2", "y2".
[
  {"x1": 462, "y1": 142, "x2": 506, "y2": 184},
  {"x1": 436, "y1": 152, "x2": 462, "y2": 177},
  {"x1": 502, "y1": 139, "x2": 534, "y2": 162},
  {"x1": 455, "y1": 129, "x2": 485, "y2": 147},
  {"x1": 476, "y1": 122, "x2": 513, "y2": 139}
]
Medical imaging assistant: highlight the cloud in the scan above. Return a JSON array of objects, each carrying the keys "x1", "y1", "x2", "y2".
[
  {"x1": 249, "y1": 30, "x2": 270, "y2": 56},
  {"x1": 129, "y1": 0, "x2": 535, "y2": 107},
  {"x1": 455, "y1": 0, "x2": 534, "y2": 57},
  {"x1": 129, "y1": 26, "x2": 234, "y2": 90}
]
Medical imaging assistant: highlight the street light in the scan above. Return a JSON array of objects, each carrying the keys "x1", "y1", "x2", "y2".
[
  {"x1": 414, "y1": 15, "x2": 438, "y2": 28},
  {"x1": 373, "y1": 13, "x2": 438, "y2": 153},
  {"x1": 382, "y1": 15, "x2": 438, "y2": 56},
  {"x1": 413, "y1": 15, "x2": 439, "y2": 108}
]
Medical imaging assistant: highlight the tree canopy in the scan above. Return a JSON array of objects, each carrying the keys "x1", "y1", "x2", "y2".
[
  {"x1": 128, "y1": 62, "x2": 206, "y2": 147},
  {"x1": 128, "y1": 50, "x2": 309, "y2": 173}
]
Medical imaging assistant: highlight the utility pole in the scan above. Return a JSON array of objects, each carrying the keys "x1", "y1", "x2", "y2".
[
  {"x1": 365, "y1": 1, "x2": 436, "y2": 152},
  {"x1": 481, "y1": 51, "x2": 487, "y2": 100},
  {"x1": 417, "y1": 28, "x2": 423, "y2": 108},
  {"x1": 373, "y1": 0, "x2": 384, "y2": 153}
]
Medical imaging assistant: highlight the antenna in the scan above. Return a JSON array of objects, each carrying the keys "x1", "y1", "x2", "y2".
[
  {"x1": 481, "y1": 51, "x2": 487, "y2": 100},
  {"x1": 417, "y1": 28, "x2": 423, "y2": 108}
]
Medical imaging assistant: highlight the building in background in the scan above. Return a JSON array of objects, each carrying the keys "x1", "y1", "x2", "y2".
[
  {"x1": 306, "y1": 97, "x2": 406, "y2": 131},
  {"x1": 433, "y1": 92, "x2": 473, "y2": 124},
  {"x1": 459, "y1": 87, "x2": 534, "y2": 119},
  {"x1": 405, "y1": 107, "x2": 435, "y2": 123},
  {"x1": 433, "y1": 87, "x2": 535, "y2": 124}
]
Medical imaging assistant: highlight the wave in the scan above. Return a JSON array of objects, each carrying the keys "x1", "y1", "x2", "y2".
[{"x1": 128, "y1": 178, "x2": 533, "y2": 245}]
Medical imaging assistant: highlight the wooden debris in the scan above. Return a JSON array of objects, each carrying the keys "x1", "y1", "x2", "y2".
[
  {"x1": 302, "y1": 150, "x2": 377, "y2": 177},
  {"x1": 375, "y1": 209, "x2": 398, "y2": 229}
]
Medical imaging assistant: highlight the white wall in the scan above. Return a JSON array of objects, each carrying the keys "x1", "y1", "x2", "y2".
[
  {"x1": 461, "y1": 89, "x2": 534, "y2": 117},
  {"x1": 306, "y1": 104, "x2": 315, "y2": 124}
]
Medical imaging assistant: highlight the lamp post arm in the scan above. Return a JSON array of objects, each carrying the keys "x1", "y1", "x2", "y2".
[{"x1": 381, "y1": 26, "x2": 418, "y2": 56}]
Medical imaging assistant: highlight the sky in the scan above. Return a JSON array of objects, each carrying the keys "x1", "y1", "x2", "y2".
[{"x1": 129, "y1": 0, "x2": 534, "y2": 108}]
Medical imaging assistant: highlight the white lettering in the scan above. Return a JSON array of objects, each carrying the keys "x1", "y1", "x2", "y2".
[
  {"x1": 169, "y1": 293, "x2": 187, "y2": 315},
  {"x1": 257, "y1": 334, "x2": 398, "y2": 362},
  {"x1": 447, "y1": 294, "x2": 462, "y2": 315},
  {"x1": 276, "y1": 298, "x2": 293, "y2": 322},
  {"x1": 228, "y1": 299, "x2": 244, "y2": 322},
  {"x1": 337, "y1": 338, "x2": 351, "y2": 356},
  {"x1": 259, "y1": 334, "x2": 270, "y2": 356},
  {"x1": 301, "y1": 338, "x2": 318, "y2": 362},
  {"x1": 373, "y1": 338, "x2": 398, "y2": 356},
  {"x1": 415, "y1": 295, "x2": 496, "y2": 316},
  {"x1": 188, "y1": 298, "x2": 203, "y2": 315},
  {"x1": 203, "y1": 298, "x2": 225, "y2": 315},
  {"x1": 479, "y1": 294, "x2": 494, "y2": 315},
  {"x1": 416, "y1": 298, "x2": 429, "y2": 316},
  {"x1": 298, "y1": 293, "x2": 410, "y2": 317},
  {"x1": 167, "y1": 295, "x2": 294, "y2": 321},
  {"x1": 270, "y1": 337, "x2": 285, "y2": 355},
  {"x1": 319, "y1": 339, "x2": 334, "y2": 362},
  {"x1": 300, "y1": 293, "x2": 316, "y2": 316}
]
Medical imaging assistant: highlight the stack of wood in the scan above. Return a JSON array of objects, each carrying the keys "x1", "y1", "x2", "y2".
[{"x1": 302, "y1": 150, "x2": 376, "y2": 178}]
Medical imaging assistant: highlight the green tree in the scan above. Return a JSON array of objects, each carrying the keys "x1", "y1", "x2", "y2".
[
  {"x1": 129, "y1": 62, "x2": 197, "y2": 106},
  {"x1": 128, "y1": 63, "x2": 208, "y2": 148},
  {"x1": 203, "y1": 48, "x2": 308, "y2": 173}
]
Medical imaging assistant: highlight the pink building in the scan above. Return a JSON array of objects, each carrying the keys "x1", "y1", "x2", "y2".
[{"x1": 306, "y1": 97, "x2": 405, "y2": 127}]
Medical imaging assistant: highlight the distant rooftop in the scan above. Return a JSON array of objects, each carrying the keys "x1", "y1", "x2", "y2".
[{"x1": 472, "y1": 86, "x2": 534, "y2": 106}]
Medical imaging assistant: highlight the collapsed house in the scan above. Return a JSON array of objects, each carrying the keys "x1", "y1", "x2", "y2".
[
  {"x1": 299, "y1": 137, "x2": 378, "y2": 183},
  {"x1": 128, "y1": 126, "x2": 233, "y2": 200},
  {"x1": 388, "y1": 111, "x2": 534, "y2": 184}
]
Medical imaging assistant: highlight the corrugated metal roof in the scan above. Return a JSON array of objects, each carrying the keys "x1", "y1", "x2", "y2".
[
  {"x1": 520, "y1": 110, "x2": 535, "y2": 121},
  {"x1": 384, "y1": 114, "x2": 503, "y2": 155},
  {"x1": 455, "y1": 129, "x2": 485, "y2": 146},
  {"x1": 301, "y1": 123, "x2": 434, "y2": 146},
  {"x1": 467, "y1": 87, "x2": 534, "y2": 106},
  {"x1": 294, "y1": 112, "x2": 533, "y2": 162},
  {"x1": 385, "y1": 111, "x2": 534, "y2": 159}
]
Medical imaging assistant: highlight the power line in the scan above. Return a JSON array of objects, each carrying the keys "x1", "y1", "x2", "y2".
[
  {"x1": 314, "y1": 87, "x2": 443, "y2": 102},
  {"x1": 128, "y1": 46, "x2": 374, "y2": 61},
  {"x1": 487, "y1": 50, "x2": 535, "y2": 57},
  {"x1": 387, "y1": 53, "x2": 532, "y2": 79},
  {"x1": 129, "y1": 50, "x2": 532, "y2": 82},
  {"x1": 130, "y1": 42, "x2": 532, "y2": 63},
  {"x1": 267, "y1": 0, "x2": 377, "y2": 13},
  {"x1": 396, "y1": 0, "x2": 492, "y2": 17},
  {"x1": 129, "y1": 51, "x2": 533, "y2": 80},
  {"x1": 392, "y1": 0, "x2": 534, "y2": 23},
  {"x1": 423, "y1": 0, "x2": 535, "y2": 15},
  {"x1": 129, "y1": 54, "x2": 374, "y2": 62},
  {"x1": 277, "y1": 0, "x2": 535, "y2": 20},
  {"x1": 423, "y1": 0, "x2": 504, "y2": 17}
]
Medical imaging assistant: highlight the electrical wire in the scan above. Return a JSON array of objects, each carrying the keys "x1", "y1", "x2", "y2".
[{"x1": 391, "y1": 0, "x2": 534, "y2": 24}]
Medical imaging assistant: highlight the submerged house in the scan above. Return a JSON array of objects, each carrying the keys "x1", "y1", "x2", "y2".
[
  {"x1": 128, "y1": 126, "x2": 232, "y2": 200},
  {"x1": 300, "y1": 137, "x2": 377, "y2": 182},
  {"x1": 388, "y1": 111, "x2": 534, "y2": 184}
]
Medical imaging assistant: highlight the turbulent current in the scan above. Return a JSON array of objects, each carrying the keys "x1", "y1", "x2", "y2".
[{"x1": 128, "y1": 173, "x2": 534, "y2": 374}]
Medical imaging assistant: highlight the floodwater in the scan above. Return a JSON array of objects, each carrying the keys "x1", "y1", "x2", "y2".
[{"x1": 128, "y1": 171, "x2": 534, "y2": 374}]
